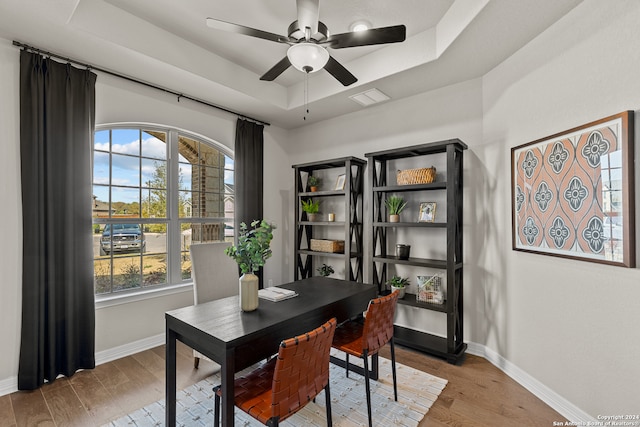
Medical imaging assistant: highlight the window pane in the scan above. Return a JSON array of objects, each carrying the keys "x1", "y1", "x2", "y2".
[
  {"x1": 178, "y1": 135, "x2": 198, "y2": 164},
  {"x1": 185, "y1": 166, "x2": 204, "y2": 191},
  {"x1": 141, "y1": 159, "x2": 166, "y2": 189},
  {"x1": 142, "y1": 188, "x2": 167, "y2": 218},
  {"x1": 112, "y1": 255, "x2": 142, "y2": 292},
  {"x1": 202, "y1": 193, "x2": 223, "y2": 218},
  {"x1": 93, "y1": 151, "x2": 110, "y2": 185},
  {"x1": 143, "y1": 254, "x2": 167, "y2": 287},
  {"x1": 188, "y1": 222, "x2": 227, "y2": 244},
  {"x1": 100, "y1": 223, "x2": 145, "y2": 254},
  {"x1": 179, "y1": 191, "x2": 193, "y2": 218},
  {"x1": 94, "y1": 258, "x2": 112, "y2": 294},
  {"x1": 224, "y1": 170, "x2": 234, "y2": 185},
  {"x1": 141, "y1": 130, "x2": 166, "y2": 160},
  {"x1": 95, "y1": 129, "x2": 110, "y2": 151},
  {"x1": 200, "y1": 143, "x2": 224, "y2": 167},
  {"x1": 112, "y1": 129, "x2": 140, "y2": 155},
  {"x1": 142, "y1": 223, "x2": 167, "y2": 287},
  {"x1": 180, "y1": 223, "x2": 193, "y2": 280},
  {"x1": 225, "y1": 156, "x2": 234, "y2": 169},
  {"x1": 111, "y1": 187, "x2": 140, "y2": 216},
  {"x1": 92, "y1": 185, "x2": 110, "y2": 219},
  {"x1": 112, "y1": 153, "x2": 140, "y2": 187},
  {"x1": 179, "y1": 163, "x2": 194, "y2": 191},
  {"x1": 144, "y1": 223, "x2": 167, "y2": 254}
]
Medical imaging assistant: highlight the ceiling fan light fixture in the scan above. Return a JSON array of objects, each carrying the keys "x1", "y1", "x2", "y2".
[
  {"x1": 349, "y1": 20, "x2": 371, "y2": 32},
  {"x1": 287, "y1": 42, "x2": 330, "y2": 73}
]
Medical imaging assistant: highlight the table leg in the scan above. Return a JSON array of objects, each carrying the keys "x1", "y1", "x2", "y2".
[
  {"x1": 165, "y1": 327, "x2": 177, "y2": 427},
  {"x1": 221, "y1": 348, "x2": 235, "y2": 427}
]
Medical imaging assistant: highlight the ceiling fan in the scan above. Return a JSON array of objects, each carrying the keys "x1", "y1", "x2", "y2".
[{"x1": 206, "y1": 0, "x2": 406, "y2": 86}]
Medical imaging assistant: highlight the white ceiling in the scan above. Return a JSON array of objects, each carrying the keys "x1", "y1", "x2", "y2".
[{"x1": 0, "y1": 0, "x2": 583, "y2": 129}]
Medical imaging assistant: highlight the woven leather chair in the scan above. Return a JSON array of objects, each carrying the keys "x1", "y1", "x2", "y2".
[
  {"x1": 213, "y1": 317, "x2": 337, "y2": 427},
  {"x1": 331, "y1": 291, "x2": 399, "y2": 427}
]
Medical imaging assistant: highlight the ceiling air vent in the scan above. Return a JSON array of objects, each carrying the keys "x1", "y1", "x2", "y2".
[{"x1": 349, "y1": 88, "x2": 390, "y2": 107}]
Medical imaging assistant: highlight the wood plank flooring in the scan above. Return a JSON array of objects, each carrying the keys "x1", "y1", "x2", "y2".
[{"x1": 0, "y1": 343, "x2": 566, "y2": 426}]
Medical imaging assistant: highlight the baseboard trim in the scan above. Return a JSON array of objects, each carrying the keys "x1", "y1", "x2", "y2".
[
  {"x1": 0, "y1": 376, "x2": 17, "y2": 397},
  {"x1": 0, "y1": 336, "x2": 595, "y2": 424},
  {"x1": 0, "y1": 334, "x2": 166, "y2": 397},
  {"x1": 466, "y1": 342, "x2": 595, "y2": 423},
  {"x1": 95, "y1": 333, "x2": 165, "y2": 366}
]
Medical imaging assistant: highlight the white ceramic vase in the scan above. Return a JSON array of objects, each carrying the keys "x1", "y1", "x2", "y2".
[
  {"x1": 239, "y1": 273, "x2": 259, "y2": 311},
  {"x1": 391, "y1": 285, "x2": 406, "y2": 299}
]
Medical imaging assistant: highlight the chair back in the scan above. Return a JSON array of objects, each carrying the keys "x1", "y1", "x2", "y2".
[
  {"x1": 190, "y1": 242, "x2": 239, "y2": 304},
  {"x1": 270, "y1": 317, "x2": 337, "y2": 421},
  {"x1": 362, "y1": 291, "x2": 399, "y2": 354}
]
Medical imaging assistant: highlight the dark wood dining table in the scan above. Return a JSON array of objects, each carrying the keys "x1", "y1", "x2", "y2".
[{"x1": 165, "y1": 276, "x2": 378, "y2": 427}]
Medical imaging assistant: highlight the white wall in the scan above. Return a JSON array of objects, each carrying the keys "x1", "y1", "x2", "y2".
[
  {"x1": 0, "y1": 39, "x2": 22, "y2": 387},
  {"x1": 480, "y1": 0, "x2": 640, "y2": 416}
]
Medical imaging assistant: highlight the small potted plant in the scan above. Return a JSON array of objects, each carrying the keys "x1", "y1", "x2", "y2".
[
  {"x1": 387, "y1": 275, "x2": 409, "y2": 299},
  {"x1": 225, "y1": 219, "x2": 276, "y2": 311},
  {"x1": 385, "y1": 195, "x2": 407, "y2": 223},
  {"x1": 316, "y1": 264, "x2": 334, "y2": 277},
  {"x1": 308, "y1": 175, "x2": 320, "y2": 192},
  {"x1": 301, "y1": 199, "x2": 321, "y2": 222}
]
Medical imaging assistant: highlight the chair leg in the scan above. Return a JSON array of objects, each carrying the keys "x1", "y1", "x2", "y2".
[
  {"x1": 345, "y1": 353, "x2": 350, "y2": 378},
  {"x1": 194, "y1": 356, "x2": 200, "y2": 369},
  {"x1": 362, "y1": 352, "x2": 373, "y2": 427},
  {"x1": 390, "y1": 338, "x2": 398, "y2": 401},
  {"x1": 213, "y1": 386, "x2": 220, "y2": 427},
  {"x1": 324, "y1": 383, "x2": 333, "y2": 427}
]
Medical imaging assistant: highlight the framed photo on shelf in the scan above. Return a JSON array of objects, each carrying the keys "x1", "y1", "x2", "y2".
[
  {"x1": 418, "y1": 202, "x2": 436, "y2": 222},
  {"x1": 334, "y1": 174, "x2": 346, "y2": 190},
  {"x1": 511, "y1": 110, "x2": 635, "y2": 267}
]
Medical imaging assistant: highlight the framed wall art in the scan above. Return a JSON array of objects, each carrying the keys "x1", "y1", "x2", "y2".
[
  {"x1": 334, "y1": 174, "x2": 346, "y2": 190},
  {"x1": 511, "y1": 111, "x2": 635, "y2": 267},
  {"x1": 418, "y1": 202, "x2": 437, "y2": 223}
]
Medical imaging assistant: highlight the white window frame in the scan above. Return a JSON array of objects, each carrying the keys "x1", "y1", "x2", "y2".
[{"x1": 93, "y1": 123, "x2": 234, "y2": 306}]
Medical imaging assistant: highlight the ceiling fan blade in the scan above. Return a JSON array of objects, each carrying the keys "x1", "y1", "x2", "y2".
[
  {"x1": 327, "y1": 25, "x2": 406, "y2": 49},
  {"x1": 324, "y1": 56, "x2": 357, "y2": 86},
  {"x1": 206, "y1": 17, "x2": 291, "y2": 44},
  {"x1": 260, "y1": 57, "x2": 292, "y2": 81},
  {"x1": 296, "y1": 0, "x2": 320, "y2": 36}
]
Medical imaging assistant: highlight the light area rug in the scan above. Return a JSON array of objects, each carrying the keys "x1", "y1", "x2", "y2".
[{"x1": 105, "y1": 353, "x2": 447, "y2": 427}]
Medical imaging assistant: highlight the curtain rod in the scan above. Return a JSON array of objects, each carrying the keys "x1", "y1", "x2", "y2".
[{"x1": 13, "y1": 40, "x2": 270, "y2": 127}]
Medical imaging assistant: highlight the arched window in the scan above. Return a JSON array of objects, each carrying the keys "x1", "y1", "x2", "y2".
[{"x1": 92, "y1": 125, "x2": 234, "y2": 296}]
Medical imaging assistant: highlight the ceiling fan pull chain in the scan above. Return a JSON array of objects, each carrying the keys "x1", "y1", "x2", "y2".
[{"x1": 304, "y1": 71, "x2": 309, "y2": 120}]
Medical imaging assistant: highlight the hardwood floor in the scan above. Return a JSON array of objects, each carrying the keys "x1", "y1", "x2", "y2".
[{"x1": 0, "y1": 343, "x2": 565, "y2": 426}]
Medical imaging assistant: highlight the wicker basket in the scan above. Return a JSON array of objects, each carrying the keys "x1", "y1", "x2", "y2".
[
  {"x1": 397, "y1": 166, "x2": 436, "y2": 185},
  {"x1": 310, "y1": 239, "x2": 345, "y2": 253}
]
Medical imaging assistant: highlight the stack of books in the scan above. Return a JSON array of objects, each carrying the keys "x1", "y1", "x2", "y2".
[{"x1": 258, "y1": 287, "x2": 298, "y2": 302}]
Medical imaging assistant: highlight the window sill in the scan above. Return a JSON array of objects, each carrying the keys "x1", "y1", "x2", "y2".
[{"x1": 95, "y1": 282, "x2": 193, "y2": 310}]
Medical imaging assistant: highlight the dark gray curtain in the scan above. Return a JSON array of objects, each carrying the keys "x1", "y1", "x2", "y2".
[
  {"x1": 18, "y1": 51, "x2": 97, "y2": 390},
  {"x1": 235, "y1": 118, "x2": 265, "y2": 283}
]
